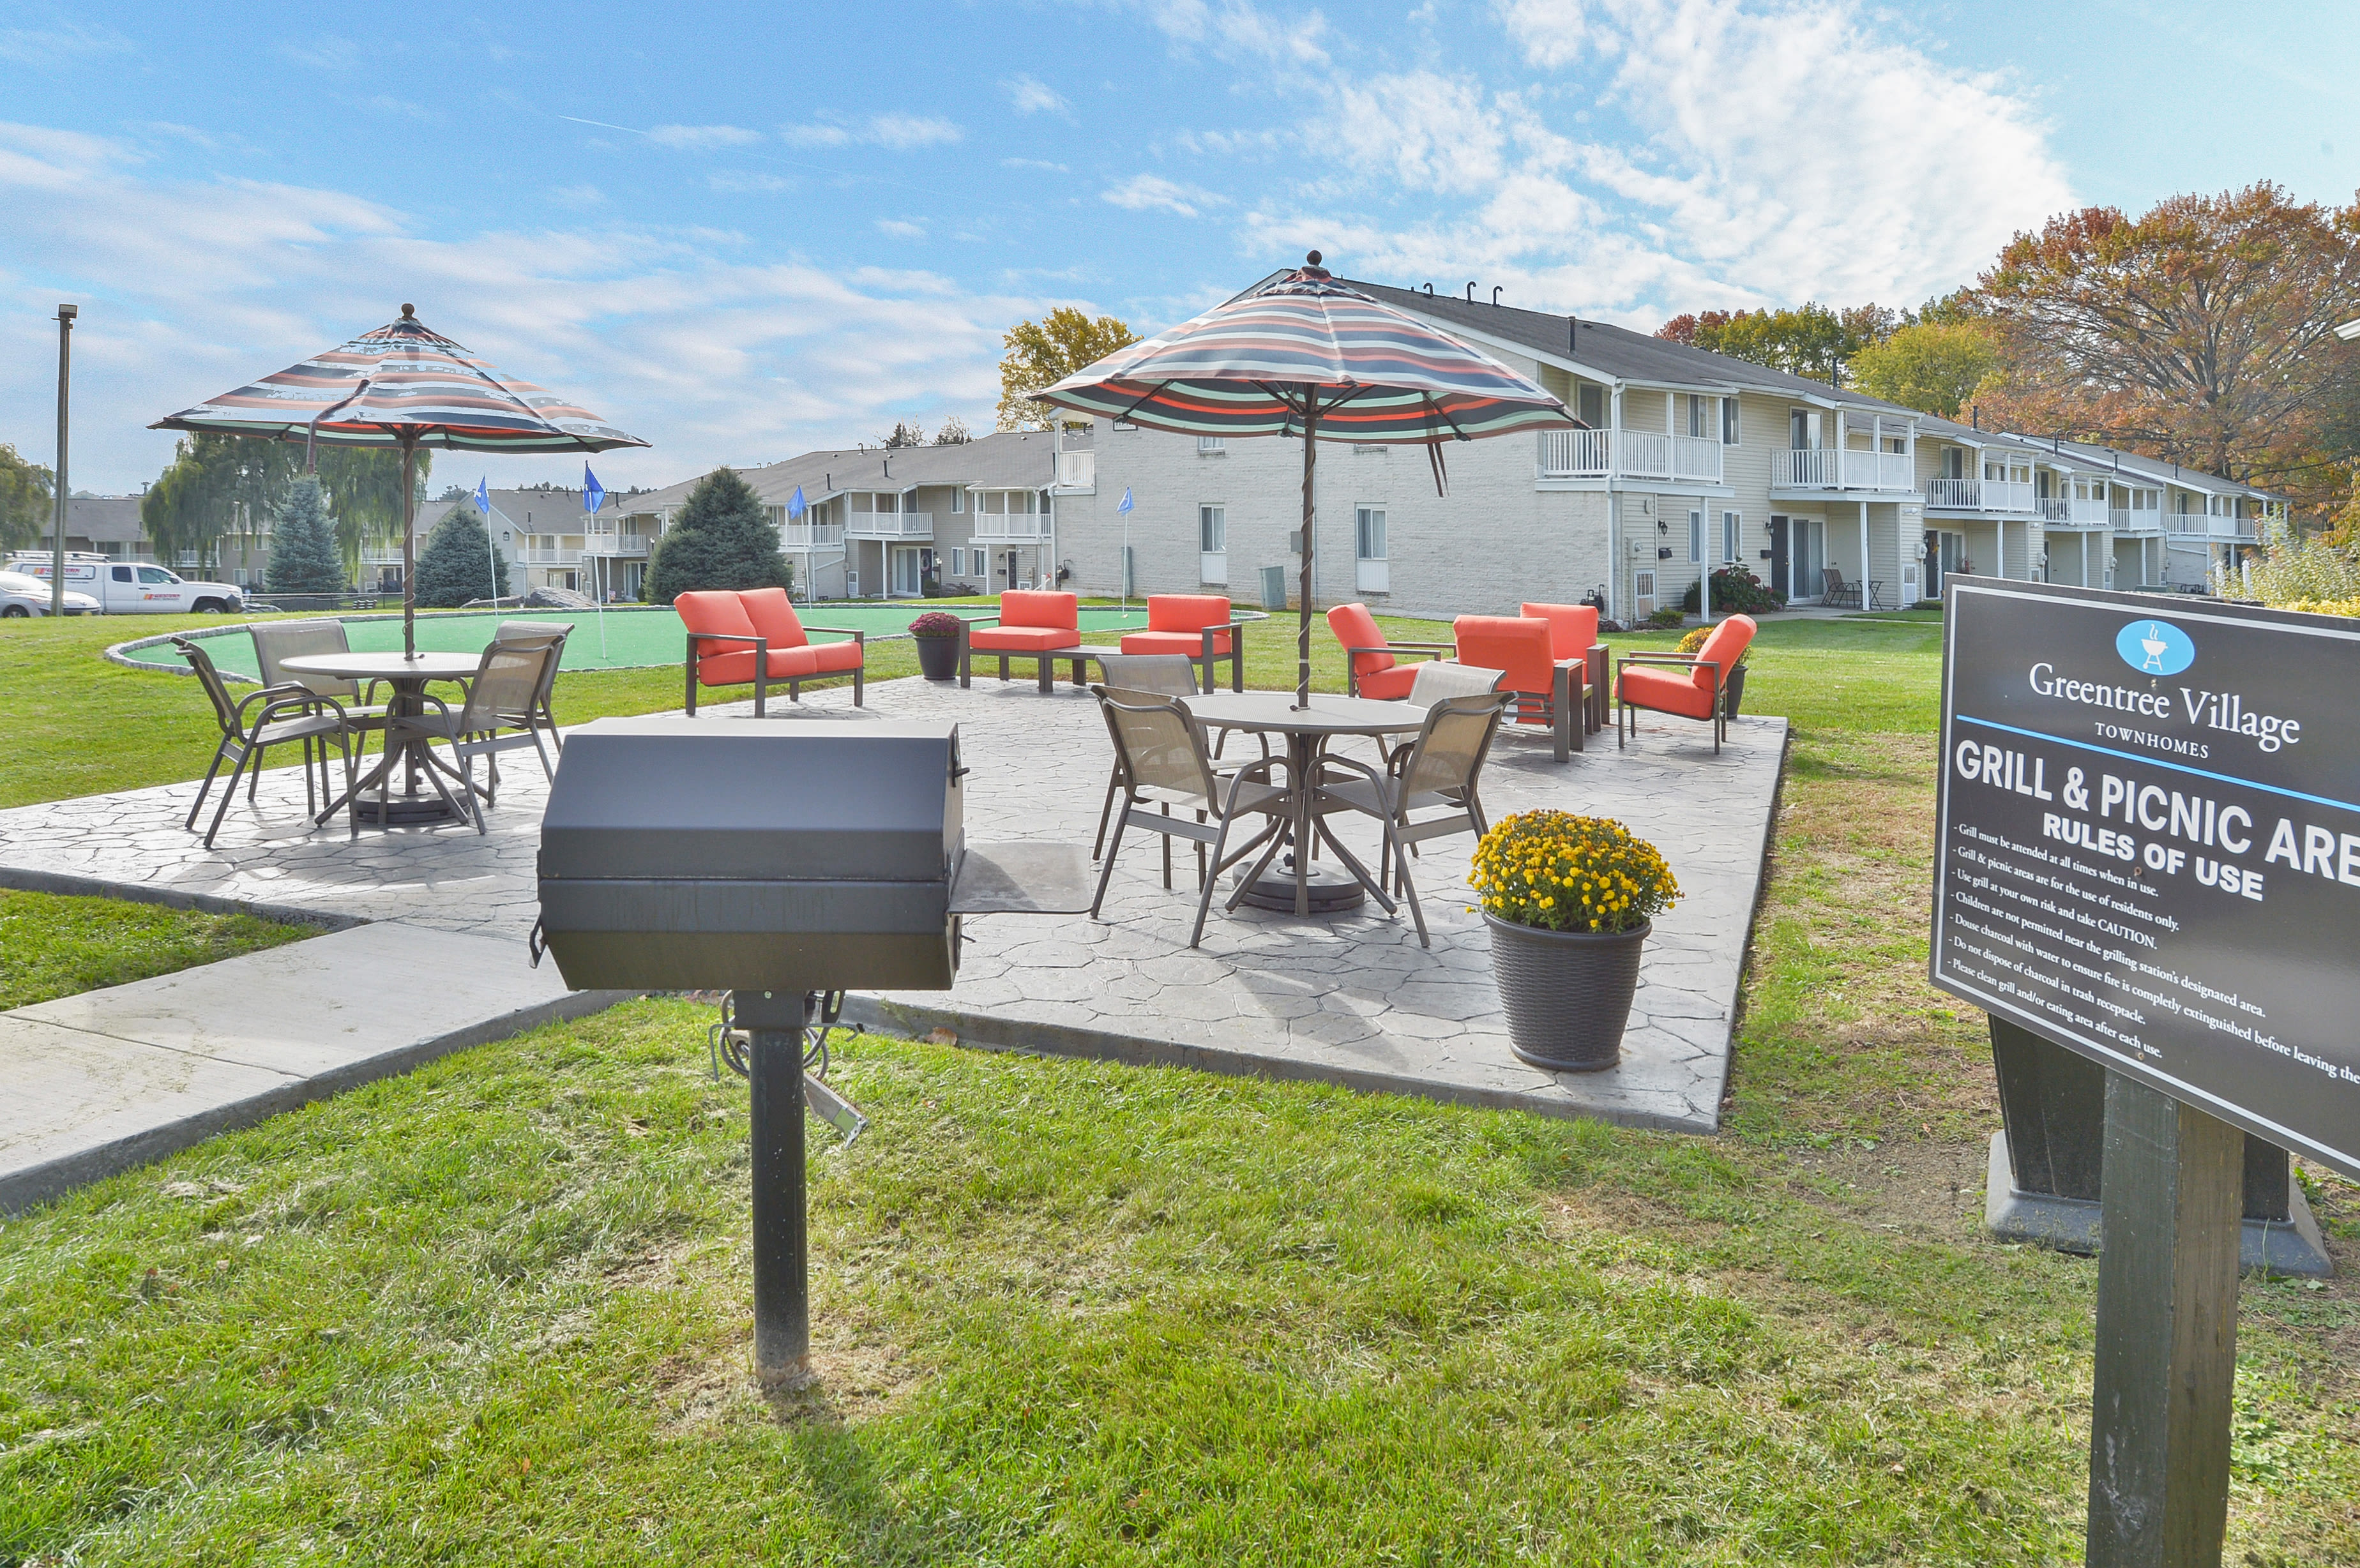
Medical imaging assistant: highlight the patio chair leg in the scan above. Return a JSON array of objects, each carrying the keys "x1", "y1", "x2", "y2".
[
  {"x1": 529, "y1": 728, "x2": 556, "y2": 783},
  {"x1": 1160, "y1": 803, "x2": 1173, "y2": 890},
  {"x1": 186, "y1": 744, "x2": 233, "y2": 831},
  {"x1": 1089, "y1": 802, "x2": 1133, "y2": 918},
  {"x1": 686, "y1": 658, "x2": 698, "y2": 717},
  {"x1": 1389, "y1": 820, "x2": 1430, "y2": 947},
  {"x1": 1190, "y1": 811, "x2": 1242, "y2": 949},
  {"x1": 1092, "y1": 762, "x2": 1123, "y2": 861},
  {"x1": 205, "y1": 746, "x2": 254, "y2": 848}
]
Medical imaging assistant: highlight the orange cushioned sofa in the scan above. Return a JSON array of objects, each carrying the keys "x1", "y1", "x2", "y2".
[
  {"x1": 1326, "y1": 601, "x2": 1453, "y2": 700},
  {"x1": 960, "y1": 591, "x2": 1084, "y2": 694},
  {"x1": 1117, "y1": 594, "x2": 1246, "y2": 693},
  {"x1": 676, "y1": 587, "x2": 865, "y2": 715},
  {"x1": 1451, "y1": 615, "x2": 1585, "y2": 761},
  {"x1": 1616, "y1": 613, "x2": 1755, "y2": 753}
]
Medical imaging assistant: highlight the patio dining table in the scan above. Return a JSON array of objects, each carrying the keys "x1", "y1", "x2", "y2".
[
  {"x1": 279, "y1": 650, "x2": 481, "y2": 828},
  {"x1": 1184, "y1": 690, "x2": 1427, "y2": 918}
]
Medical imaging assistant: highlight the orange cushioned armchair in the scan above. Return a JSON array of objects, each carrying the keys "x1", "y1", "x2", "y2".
[
  {"x1": 961, "y1": 590, "x2": 1084, "y2": 694},
  {"x1": 1326, "y1": 601, "x2": 1453, "y2": 700},
  {"x1": 1117, "y1": 594, "x2": 1246, "y2": 693},
  {"x1": 1617, "y1": 613, "x2": 1755, "y2": 753},
  {"x1": 676, "y1": 587, "x2": 866, "y2": 716},
  {"x1": 1520, "y1": 601, "x2": 1609, "y2": 734},
  {"x1": 1452, "y1": 615, "x2": 1585, "y2": 761}
]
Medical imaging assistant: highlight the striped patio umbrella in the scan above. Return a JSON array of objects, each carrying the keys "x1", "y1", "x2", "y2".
[
  {"x1": 1038, "y1": 255, "x2": 1579, "y2": 705},
  {"x1": 153, "y1": 305, "x2": 647, "y2": 654}
]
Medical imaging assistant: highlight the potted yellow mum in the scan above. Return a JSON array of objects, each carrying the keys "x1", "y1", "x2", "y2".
[{"x1": 1469, "y1": 810, "x2": 1679, "y2": 1071}]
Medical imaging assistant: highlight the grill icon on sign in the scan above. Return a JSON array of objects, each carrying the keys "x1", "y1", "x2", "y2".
[
  {"x1": 2114, "y1": 616, "x2": 2194, "y2": 675},
  {"x1": 2139, "y1": 624, "x2": 2170, "y2": 671}
]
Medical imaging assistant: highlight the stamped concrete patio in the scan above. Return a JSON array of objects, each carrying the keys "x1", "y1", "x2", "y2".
[{"x1": 0, "y1": 675, "x2": 1785, "y2": 1152}]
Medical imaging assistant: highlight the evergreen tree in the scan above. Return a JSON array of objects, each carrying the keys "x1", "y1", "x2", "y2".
[
  {"x1": 413, "y1": 506, "x2": 511, "y2": 607},
  {"x1": 266, "y1": 476, "x2": 348, "y2": 594},
  {"x1": 646, "y1": 469, "x2": 792, "y2": 605}
]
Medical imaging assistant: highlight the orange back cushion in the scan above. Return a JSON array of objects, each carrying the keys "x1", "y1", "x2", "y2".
[
  {"x1": 1001, "y1": 589, "x2": 1078, "y2": 631},
  {"x1": 1326, "y1": 602, "x2": 1391, "y2": 679},
  {"x1": 1520, "y1": 602, "x2": 1599, "y2": 662},
  {"x1": 1452, "y1": 615, "x2": 1554, "y2": 695},
  {"x1": 1147, "y1": 594, "x2": 1230, "y2": 633},
  {"x1": 1688, "y1": 614, "x2": 1757, "y2": 690},
  {"x1": 675, "y1": 591, "x2": 759, "y2": 684},
  {"x1": 739, "y1": 588, "x2": 811, "y2": 652}
]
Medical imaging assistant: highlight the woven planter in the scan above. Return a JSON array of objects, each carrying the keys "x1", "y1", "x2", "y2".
[
  {"x1": 1486, "y1": 913, "x2": 1649, "y2": 1072},
  {"x1": 914, "y1": 635, "x2": 959, "y2": 681}
]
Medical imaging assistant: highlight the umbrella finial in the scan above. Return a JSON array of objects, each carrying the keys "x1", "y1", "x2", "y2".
[
  {"x1": 400, "y1": 303, "x2": 416, "y2": 319},
  {"x1": 1297, "y1": 249, "x2": 1331, "y2": 282},
  {"x1": 1306, "y1": 250, "x2": 1320, "y2": 266}
]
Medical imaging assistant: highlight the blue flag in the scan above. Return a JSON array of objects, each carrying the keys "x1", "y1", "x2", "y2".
[
  {"x1": 583, "y1": 464, "x2": 606, "y2": 515},
  {"x1": 1117, "y1": 486, "x2": 1134, "y2": 515},
  {"x1": 473, "y1": 476, "x2": 490, "y2": 516},
  {"x1": 787, "y1": 485, "x2": 806, "y2": 520}
]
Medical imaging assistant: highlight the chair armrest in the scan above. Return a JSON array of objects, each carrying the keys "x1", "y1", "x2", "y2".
[
  {"x1": 801, "y1": 626, "x2": 867, "y2": 644},
  {"x1": 233, "y1": 682, "x2": 318, "y2": 727},
  {"x1": 253, "y1": 689, "x2": 350, "y2": 730},
  {"x1": 688, "y1": 631, "x2": 768, "y2": 647},
  {"x1": 1616, "y1": 651, "x2": 1702, "y2": 667},
  {"x1": 1384, "y1": 640, "x2": 1456, "y2": 654}
]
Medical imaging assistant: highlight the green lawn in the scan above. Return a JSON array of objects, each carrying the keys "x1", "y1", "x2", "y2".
[
  {"x1": 1, "y1": 605, "x2": 2353, "y2": 1565},
  {"x1": 0, "y1": 889, "x2": 315, "y2": 1011}
]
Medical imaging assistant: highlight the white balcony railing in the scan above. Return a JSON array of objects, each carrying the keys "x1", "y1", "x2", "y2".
[
  {"x1": 1925, "y1": 476, "x2": 2038, "y2": 511},
  {"x1": 2036, "y1": 497, "x2": 2070, "y2": 522},
  {"x1": 522, "y1": 546, "x2": 581, "y2": 564},
  {"x1": 778, "y1": 522, "x2": 845, "y2": 550},
  {"x1": 1539, "y1": 428, "x2": 1610, "y2": 477},
  {"x1": 971, "y1": 513, "x2": 1052, "y2": 542},
  {"x1": 582, "y1": 532, "x2": 649, "y2": 557},
  {"x1": 1773, "y1": 448, "x2": 1917, "y2": 492},
  {"x1": 1671, "y1": 434, "x2": 1724, "y2": 483},
  {"x1": 2110, "y1": 507, "x2": 2165, "y2": 536},
  {"x1": 2167, "y1": 511, "x2": 2256, "y2": 541},
  {"x1": 1538, "y1": 428, "x2": 1721, "y2": 482},
  {"x1": 1054, "y1": 450, "x2": 1096, "y2": 488},
  {"x1": 843, "y1": 511, "x2": 934, "y2": 539}
]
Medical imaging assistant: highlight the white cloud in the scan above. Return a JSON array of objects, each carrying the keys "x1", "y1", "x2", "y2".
[
  {"x1": 877, "y1": 218, "x2": 927, "y2": 239},
  {"x1": 782, "y1": 114, "x2": 962, "y2": 150},
  {"x1": 278, "y1": 36, "x2": 359, "y2": 70},
  {"x1": 647, "y1": 123, "x2": 763, "y2": 150},
  {"x1": 1004, "y1": 74, "x2": 1069, "y2": 115},
  {"x1": 1331, "y1": 73, "x2": 1509, "y2": 195},
  {"x1": 547, "y1": 183, "x2": 605, "y2": 208},
  {"x1": 709, "y1": 172, "x2": 794, "y2": 195},
  {"x1": 1002, "y1": 156, "x2": 1070, "y2": 172},
  {"x1": 0, "y1": 121, "x2": 1061, "y2": 494},
  {"x1": 1133, "y1": 0, "x2": 1333, "y2": 67},
  {"x1": 0, "y1": 20, "x2": 132, "y2": 67},
  {"x1": 1103, "y1": 173, "x2": 1225, "y2": 218},
  {"x1": 1172, "y1": 128, "x2": 1287, "y2": 158}
]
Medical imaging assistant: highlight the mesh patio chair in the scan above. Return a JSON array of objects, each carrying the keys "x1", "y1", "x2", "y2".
[
  {"x1": 1372, "y1": 660, "x2": 1508, "y2": 769},
  {"x1": 250, "y1": 619, "x2": 391, "y2": 746},
  {"x1": 174, "y1": 635, "x2": 358, "y2": 848},
  {"x1": 1088, "y1": 686, "x2": 1290, "y2": 947},
  {"x1": 489, "y1": 619, "x2": 571, "y2": 749},
  {"x1": 391, "y1": 637, "x2": 564, "y2": 833},
  {"x1": 1089, "y1": 654, "x2": 1266, "y2": 861},
  {"x1": 1310, "y1": 691, "x2": 1511, "y2": 947}
]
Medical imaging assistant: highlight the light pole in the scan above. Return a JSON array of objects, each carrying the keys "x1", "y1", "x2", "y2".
[{"x1": 51, "y1": 303, "x2": 77, "y2": 616}]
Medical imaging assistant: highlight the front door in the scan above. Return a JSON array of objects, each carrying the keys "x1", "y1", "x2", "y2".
[
  {"x1": 1925, "y1": 531, "x2": 1965, "y2": 598},
  {"x1": 1768, "y1": 516, "x2": 1789, "y2": 596},
  {"x1": 1785, "y1": 517, "x2": 1822, "y2": 601}
]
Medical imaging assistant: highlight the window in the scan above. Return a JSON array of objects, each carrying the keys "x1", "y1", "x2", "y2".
[
  {"x1": 1198, "y1": 436, "x2": 1226, "y2": 454},
  {"x1": 950, "y1": 488, "x2": 964, "y2": 513},
  {"x1": 112, "y1": 565, "x2": 134, "y2": 582},
  {"x1": 1721, "y1": 397, "x2": 1741, "y2": 445},
  {"x1": 1199, "y1": 505, "x2": 1227, "y2": 553},
  {"x1": 1789, "y1": 409, "x2": 1813, "y2": 449},
  {"x1": 1686, "y1": 395, "x2": 1709, "y2": 438},
  {"x1": 947, "y1": 548, "x2": 964, "y2": 575},
  {"x1": 140, "y1": 566, "x2": 178, "y2": 584},
  {"x1": 1355, "y1": 507, "x2": 1387, "y2": 560},
  {"x1": 1723, "y1": 511, "x2": 1741, "y2": 562},
  {"x1": 1944, "y1": 448, "x2": 1965, "y2": 479},
  {"x1": 1577, "y1": 383, "x2": 1605, "y2": 428},
  {"x1": 1688, "y1": 505, "x2": 1704, "y2": 563}
]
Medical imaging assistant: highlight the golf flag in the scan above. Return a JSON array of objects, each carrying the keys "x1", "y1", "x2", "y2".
[
  {"x1": 788, "y1": 485, "x2": 806, "y2": 520},
  {"x1": 583, "y1": 464, "x2": 606, "y2": 515},
  {"x1": 473, "y1": 476, "x2": 490, "y2": 515},
  {"x1": 1117, "y1": 486, "x2": 1133, "y2": 514}
]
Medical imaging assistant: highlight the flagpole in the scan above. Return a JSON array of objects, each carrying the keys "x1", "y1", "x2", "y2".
[{"x1": 585, "y1": 463, "x2": 608, "y2": 661}]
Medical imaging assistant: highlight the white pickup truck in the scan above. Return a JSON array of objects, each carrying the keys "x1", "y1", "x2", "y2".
[{"x1": 11, "y1": 555, "x2": 247, "y2": 614}]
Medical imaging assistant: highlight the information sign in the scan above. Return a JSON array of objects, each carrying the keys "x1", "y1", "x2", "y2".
[{"x1": 1933, "y1": 580, "x2": 2360, "y2": 1183}]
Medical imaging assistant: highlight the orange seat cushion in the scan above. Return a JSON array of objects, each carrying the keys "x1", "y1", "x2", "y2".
[
  {"x1": 1354, "y1": 663, "x2": 1419, "y2": 700},
  {"x1": 806, "y1": 638, "x2": 864, "y2": 674},
  {"x1": 1146, "y1": 594, "x2": 1232, "y2": 634},
  {"x1": 740, "y1": 588, "x2": 812, "y2": 653},
  {"x1": 998, "y1": 590, "x2": 1078, "y2": 631},
  {"x1": 1619, "y1": 665, "x2": 1718, "y2": 720},
  {"x1": 1121, "y1": 629, "x2": 1233, "y2": 656},
  {"x1": 1520, "y1": 602, "x2": 1600, "y2": 663},
  {"x1": 971, "y1": 624, "x2": 1082, "y2": 652},
  {"x1": 764, "y1": 638, "x2": 863, "y2": 679},
  {"x1": 1453, "y1": 615, "x2": 1562, "y2": 723},
  {"x1": 1326, "y1": 601, "x2": 1393, "y2": 683},
  {"x1": 676, "y1": 591, "x2": 762, "y2": 686}
]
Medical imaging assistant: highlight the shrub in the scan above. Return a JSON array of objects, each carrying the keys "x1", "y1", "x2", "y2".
[
  {"x1": 1469, "y1": 810, "x2": 1679, "y2": 934},
  {"x1": 2222, "y1": 526, "x2": 2360, "y2": 607},
  {"x1": 1645, "y1": 605, "x2": 1686, "y2": 629},
  {"x1": 908, "y1": 610, "x2": 966, "y2": 638},
  {"x1": 1674, "y1": 625, "x2": 1748, "y2": 666},
  {"x1": 266, "y1": 476, "x2": 347, "y2": 595},
  {"x1": 412, "y1": 506, "x2": 510, "y2": 607},
  {"x1": 646, "y1": 469, "x2": 792, "y2": 605},
  {"x1": 1704, "y1": 564, "x2": 1784, "y2": 614}
]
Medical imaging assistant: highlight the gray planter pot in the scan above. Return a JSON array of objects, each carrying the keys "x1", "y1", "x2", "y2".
[
  {"x1": 1722, "y1": 663, "x2": 1746, "y2": 716},
  {"x1": 1486, "y1": 913, "x2": 1649, "y2": 1072},
  {"x1": 914, "y1": 635, "x2": 959, "y2": 680}
]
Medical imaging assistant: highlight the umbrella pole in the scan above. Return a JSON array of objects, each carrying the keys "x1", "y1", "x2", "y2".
[
  {"x1": 400, "y1": 434, "x2": 418, "y2": 658},
  {"x1": 1296, "y1": 392, "x2": 1319, "y2": 709}
]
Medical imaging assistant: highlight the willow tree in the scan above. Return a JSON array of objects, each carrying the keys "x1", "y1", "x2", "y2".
[
  {"x1": 0, "y1": 443, "x2": 53, "y2": 553},
  {"x1": 141, "y1": 434, "x2": 295, "y2": 571},
  {"x1": 316, "y1": 445, "x2": 430, "y2": 573}
]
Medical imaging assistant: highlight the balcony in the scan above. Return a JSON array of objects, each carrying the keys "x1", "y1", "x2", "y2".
[
  {"x1": 843, "y1": 511, "x2": 934, "y2": 540},
  {"x1": 971, "y1": 513, "x2": 1052, "y2": 542},
  {"x1": 522, "y1": 545, "x2": 582, "y2": 565},
  {"x1": 778, "y1": 522, "x2": 845, "y2": 550},
  {"x1": 2166, "y1": 512, "x2": 2257, "y2": 543},
  {"x1": 1773, "y1": 448, "x2": 1916, "y2": 492},
  {"x1": 2110, "y1": 507, "x2": 2165, "y2": 536},
  {"x1": 1053, "y1": 451, "x2": 1096, "y2": 489},
  {"x1": 1536, "y1": 428, "x2": 1721, "y2": 482},
  {"x1": 582, "y1": 531, "x2": 649, "y2": 557}
]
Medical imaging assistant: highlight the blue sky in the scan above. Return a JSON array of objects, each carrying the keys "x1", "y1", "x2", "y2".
[{"x1": 4, "y1": 0, "x2": 2353, "y2": 494}]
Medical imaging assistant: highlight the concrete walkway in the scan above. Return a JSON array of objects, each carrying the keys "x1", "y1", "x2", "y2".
[{"x1": 1, "y1": 922, "x2": 623, "y2": 1214}]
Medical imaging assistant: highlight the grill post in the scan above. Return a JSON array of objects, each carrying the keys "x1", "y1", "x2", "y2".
[{"x1": 734, "y1": 988, "x2": 812, "y2": 1385}]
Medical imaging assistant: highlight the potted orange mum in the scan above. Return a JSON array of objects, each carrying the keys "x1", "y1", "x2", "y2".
[{"x1": 1470, "y1": 810, "x2": 1679, "y2": 1071}]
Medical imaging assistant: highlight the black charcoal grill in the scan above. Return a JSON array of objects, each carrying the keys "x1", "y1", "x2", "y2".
[{"x1": 533, "y1": 714, "x2": 1087, "y2": 1382}]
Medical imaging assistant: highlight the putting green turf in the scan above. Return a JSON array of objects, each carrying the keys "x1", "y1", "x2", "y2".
[{"x1": 115, "y1": 602, "x2": 1159, "y2": 679}]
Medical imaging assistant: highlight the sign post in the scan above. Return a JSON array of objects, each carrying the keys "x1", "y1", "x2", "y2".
[{"x1": 1930, "y1": 579, "x2": 2359, "y2": 1565}]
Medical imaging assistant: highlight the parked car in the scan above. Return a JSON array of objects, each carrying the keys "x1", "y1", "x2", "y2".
[
  {"x1": 10, "y1": 555, "x2": 245, "y2": 614},
  {"x1": 0, "y1": 569, "x2": 100, "y2": 617}
]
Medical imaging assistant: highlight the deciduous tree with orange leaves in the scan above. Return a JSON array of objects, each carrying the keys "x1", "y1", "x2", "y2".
[{"x1": 1971, "y1": 183, "x2": 2360, "y2": 514}]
